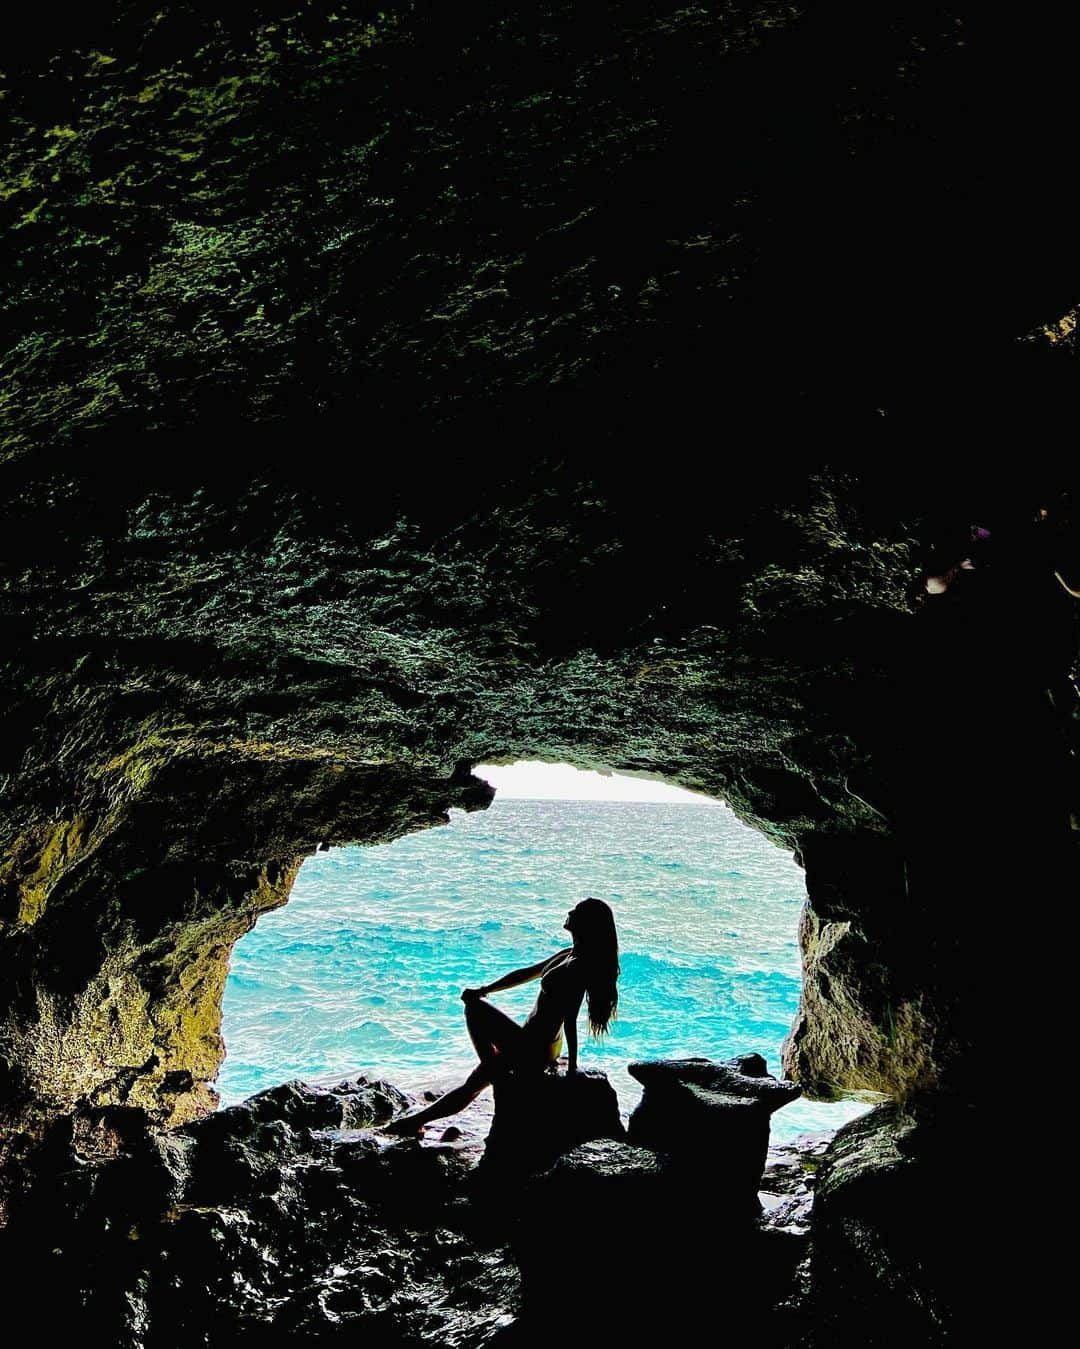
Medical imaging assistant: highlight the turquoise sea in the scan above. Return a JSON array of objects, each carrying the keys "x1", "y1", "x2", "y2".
[{"x1": 219, "y1": 798, "x2": 869, "y2": 1144}]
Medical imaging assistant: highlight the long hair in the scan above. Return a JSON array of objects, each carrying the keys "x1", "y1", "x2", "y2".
[{"x1": 571, "y1": 897, "x2": 620, "y2": 1037}]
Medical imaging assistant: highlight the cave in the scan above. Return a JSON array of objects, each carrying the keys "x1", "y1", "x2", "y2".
[
  {"x1": 217, "y1": 761, "x2": 869, "y2": 1141},
  {"x1": 2, "y1": 464, "x2": 1071, "y2": 1343},
  {"x1": 1, "y1": 3, "x2": 1076, "y2": 1345}
]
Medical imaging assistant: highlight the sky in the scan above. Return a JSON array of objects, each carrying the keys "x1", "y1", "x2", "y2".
[{"x1": 474, "y1": 760, "x2": 721, "y2": 804}]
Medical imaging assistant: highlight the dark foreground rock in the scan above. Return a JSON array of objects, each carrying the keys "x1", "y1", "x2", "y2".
[
  {"x1": 809, "y1": 1100, "x2": 980, "y2": 1346},
  {"x1": 480, "y1": 1065, "x2": 625, "y2": 1180},
  {"x1": 503, "y1": 1056, "x2": 803, "y2": 1347},
  {"x1": 176, "y1": 1076, "x2": 412, "y2": 1204},
  {"x1": 509, "y1": 1135, "x2": 809, "y2": 1348},
  {"x1": 0, "y1": 1078, "x2": 519, "y2": 1347},
  {"x1": 1, "y1": 1059, "x2": 997, "y2": 1348},
  {"x1": 628, "y1": 1054, "x2": 801, "y2": 1217}
]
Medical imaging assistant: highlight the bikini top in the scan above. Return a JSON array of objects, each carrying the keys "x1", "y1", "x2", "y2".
[{"x1": 540, "y1": 955, "x2": 578, "y2": 994}]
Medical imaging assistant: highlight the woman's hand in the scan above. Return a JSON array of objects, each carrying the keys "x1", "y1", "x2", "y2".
[{"x1": 460, "y1": 987, "x2": 485, "y2": 1003}]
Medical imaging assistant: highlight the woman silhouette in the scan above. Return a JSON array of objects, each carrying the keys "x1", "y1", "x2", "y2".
[{"x1": 384, "y1": 897, "x2": 620, "y2": 1135}]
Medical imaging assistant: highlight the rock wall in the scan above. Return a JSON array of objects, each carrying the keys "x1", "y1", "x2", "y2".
[{"x1": 3, "y1": 464, "x2": 1074, "y2": 1196}]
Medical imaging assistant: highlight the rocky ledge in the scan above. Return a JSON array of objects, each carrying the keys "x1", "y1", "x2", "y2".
[
  {"x1": 0, "y1": 1055, "x2": 857, "y2": 1347},
  {"x1": 5, "y1": 1076, "x2": 518, "y2": 1346}
]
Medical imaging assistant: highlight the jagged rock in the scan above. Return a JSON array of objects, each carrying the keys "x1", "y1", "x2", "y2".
[
  {"x1": 325, "y1": 1074, "x2": 414, "y2": 1126},
  {"x1": 810, "y1": 1101, "x2": 975, "y2": 1345},
  {"x1": 761, "y1": 1130, "x2": 832, "y2": 1193},
  {"x1": 627, "y1": 1054, "x2": 800, "y2": 1215},
  {"x1": 176, "y1": 1081, "x2": 332, "y2": 1203},
  {"x1": 0, "y1": 1074, "x2": 519, "y2": 1347},
  {"x1": 758, "y1": 1131, "x2": 832, "y2": 1238},
  {"x1": 172, "y1": 1077, "x2": 410, "y2": 1204},
  {"x1": 479, "y1": 1066, "x2": 625, "y2": 1178}
]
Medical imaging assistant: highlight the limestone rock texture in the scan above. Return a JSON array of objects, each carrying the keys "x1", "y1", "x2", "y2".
[
  {"x1": 0, "y1": 447, "x2": 933, "y2": 1190},
  {"x1": 0, "y1": 0, "x2": 1076, "y2": 1312}
]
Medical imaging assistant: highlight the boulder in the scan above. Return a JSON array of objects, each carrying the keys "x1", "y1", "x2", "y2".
[
  {"x1": 0, "y1": 1073, "x2": 520, "y2": 1346},
  {"x1": 176, "y1": 1076, "x2": 409, "y2": 1204},
  {"x1": 324, "y1": 1075, "x2": 413, "y2": 1130},
  {"x1": 628, "y1": 1054, "x2": 800, "y2": 1216},
  {"x1": 810, "y1": 1101, "x2": 975, "y2": 1345},
  {"x1": 479, "y1": 1065, "x2": 625, "y2": 1179},
  {"x1": 510, "y1": 1140, "x2": 666, "y2": 1331}
]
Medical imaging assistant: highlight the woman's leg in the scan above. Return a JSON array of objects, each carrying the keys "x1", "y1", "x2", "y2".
[
  {"x1": 464, "y1": 996, "x2": 526, "y2": 1068},
  {"x1": 384, "y1": 1000, "x2": 527, "y2": 1134},
  {"x1": 383, "y1": 1060, "x2": 492, "y2": 1133}
]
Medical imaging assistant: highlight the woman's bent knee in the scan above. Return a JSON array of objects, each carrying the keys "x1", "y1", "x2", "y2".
[{"x1": 463, "y1": 997, "x2": 496, "y2": 1035}]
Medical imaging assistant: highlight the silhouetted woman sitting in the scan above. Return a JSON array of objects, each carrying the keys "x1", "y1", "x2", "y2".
[{"x1": 384, "y1": 896, "x2": 620, "y2": 1135}]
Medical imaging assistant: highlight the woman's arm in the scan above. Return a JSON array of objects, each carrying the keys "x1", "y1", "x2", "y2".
[
  {"x1": 563, "y1": 987, "x2": 585, "y2": 1074},
  {"x1": 465, "y1": 948, "x2": 574, "y2": 999}
]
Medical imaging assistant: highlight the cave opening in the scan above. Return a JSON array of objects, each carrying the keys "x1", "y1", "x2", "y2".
[{"x1": 219, "y1": 761, "x2": 870, "y2": 1143}]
